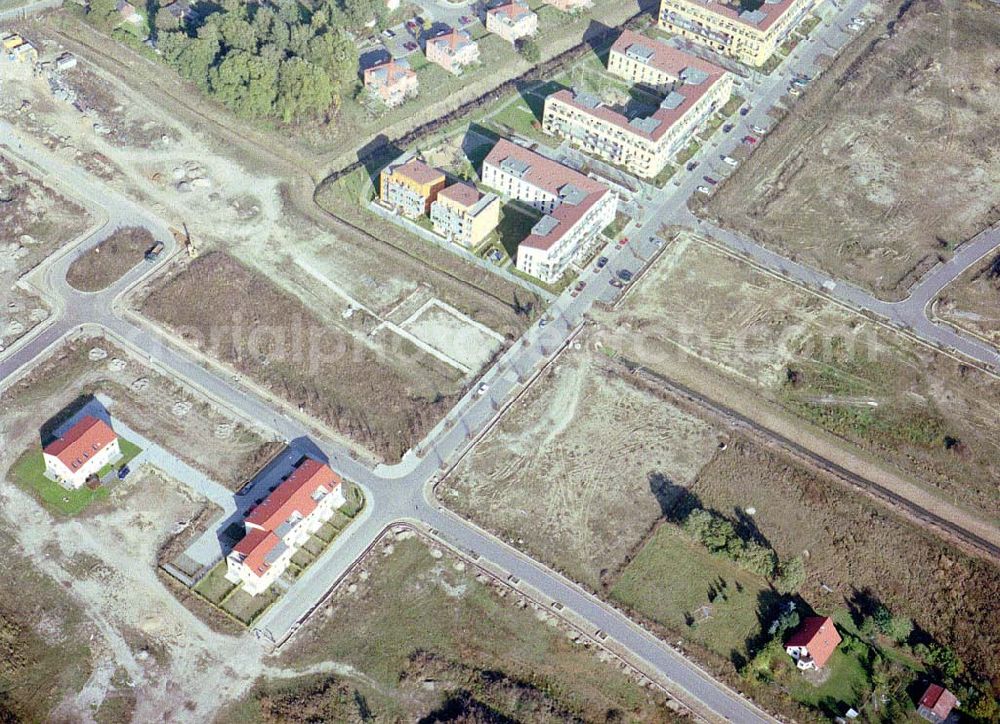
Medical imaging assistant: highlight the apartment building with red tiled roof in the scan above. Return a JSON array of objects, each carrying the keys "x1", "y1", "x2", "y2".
[
  {"x1": 482, "y1": 139, "x2": 617, "y2": 283},
  {"x1": 226, "y1": 457, "x2": 347, "y2": 596},
  {"x1": 364, "y1": 57, "x2": 419, "y2": 108},
  {"x1": 486, "y1": 0, "x2": 538, "y2": 44}
]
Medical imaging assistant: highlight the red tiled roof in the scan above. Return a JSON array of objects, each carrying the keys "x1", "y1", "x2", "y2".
[
  {"x1": 488, "y1": 0, "x2": 533, "y2": 21},
  {"x1": 429, "y1": 27, "x2": 473, "y2": 52},
  {"x1": 919, "y1": 684, "x2": 959, "y2": 718},
  {"x1": 364, "y1": 58, "x2": 415, "y2": 88},
  {"x1": 245, "y1": 458, "x2": 341, "y2": 531},
  {"x1": 43, "y1": 415, "x2": 118, "y2": 472},
  {"x1": 237, "y1": 529, "x2": 283, "y2": 577},
  {"x1": 483, "y1": 139, "x2": 610, "y2": 252},
  {"x1": 612, "y1": 30, "x2": 723, "y2": 81},
  {"x1": 551, "y1": 40, "x2": 727, "y2": 143},
  {"x1": 786, "y1": 616, "x2": 841, "y2": 668},
  {"x1": 391, "y1": 158, "x2": 445, "y2": 186},
  {"x1": 438, "y1": 182, "x2": 483, "y2": 207}
]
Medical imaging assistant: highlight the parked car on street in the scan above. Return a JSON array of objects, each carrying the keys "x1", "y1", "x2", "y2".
[
  {"x1": 476, "y1": 382, "x2": 489, "y2": 396},
  {"x1": 721, "y1": 155, "x2": 738, "y2": 167},
  {"x1": 703, "y1": 175, "x2": 718, "y2": 185},
  {"x1": 696, "y1": 185, "x2": 711, "y2": 195},
  {"x1": 686, "y1": 160, "x2": 699, "y2": 171},
  {"x1": 117, "y1": 466, "x2": 130, "y2": 480},
  {"x1": 788, "y1": 86, "x2": 802, "y2": 97},
  {"x1": 609, "y1": 278, "x2": 624, "y2": 288},
  {"x1": 617, "y1": 269, "x2": 633, "y2": 282},
  {"x1": 750, "y1": 124, "x2": 767, "y2": 135},
  {"x1": 722, "y1": 122, "x2": 734, "y2": 133},
  {"x1": 596, "y1": 256, "x2": 608, "y2": 269},
  {"x1": 743, "y1": 135, "x2": 758, "y2": 144},
  {"x1": 739, "y1": 105, "x2": 751, "y2": 116}
]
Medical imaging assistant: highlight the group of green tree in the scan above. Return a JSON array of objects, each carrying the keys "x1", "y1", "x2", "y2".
[
  {"x1": 679, "y1": 507, "x2": 804, "y2": 592},
  {"x1": 86, "y1": 0, "x2": 387, "y2": 122}
]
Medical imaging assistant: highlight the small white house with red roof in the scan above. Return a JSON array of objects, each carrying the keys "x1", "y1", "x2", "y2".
[
  {"x1": 785, "y1": 616, "x2": 842, "y2": 670},
  {"x1": 43, "y1": 415, "x2": 121, "y2": 489},
  {"x1": 226, "y1": 457, "x2": 346, "y2": 596}
]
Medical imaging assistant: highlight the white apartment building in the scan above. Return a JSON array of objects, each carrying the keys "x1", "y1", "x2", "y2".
[
  {"x1": 226, "y1": 457, "x2": 347, "y2": 596},
  {"x1": 543, "y1": 32, "x2": 732, "y2": 179},
  {"x1": 482, "y1": 139, "x2": 617, "y2": 283}
]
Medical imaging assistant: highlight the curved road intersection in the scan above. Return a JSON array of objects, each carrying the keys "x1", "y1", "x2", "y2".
[{"x1": 2, "y1": 6, "x2": 999, "y2": 718}]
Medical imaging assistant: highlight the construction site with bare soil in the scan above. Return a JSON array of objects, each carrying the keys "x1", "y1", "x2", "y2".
[
  {"x1": 703, "y1": 0, "x2": 1000, "y2": 301},
  {"x1": 0, "y1": 153, "x2": 90, "y2": 350},
  {"x1": 600, "y1": 233, "x2": 1000, "y2": 522}
]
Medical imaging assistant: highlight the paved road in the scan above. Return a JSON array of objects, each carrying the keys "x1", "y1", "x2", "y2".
[{"x1": 2, "y1": 1, "x2": 998, "y2": 719}]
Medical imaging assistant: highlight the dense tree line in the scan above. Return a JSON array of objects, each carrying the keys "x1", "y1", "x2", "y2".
[{"x1": 87, "y1": 0, "x2": 377, "y2": 122}]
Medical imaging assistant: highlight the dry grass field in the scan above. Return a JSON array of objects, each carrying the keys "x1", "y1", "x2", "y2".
[
  {"x1": 704, "y1": 0, "x2": 1000, "y2": 300},
  {"x1": 691, "y1": 438, "x2": 1000, "y2": 685},
  {"x1": 442, "y1": 346, "x2": 720, "y2": 590},
  {"x1": 66, "y1": 226, "x2": 154, "y2": 292},
  {"x1": 0, "y1": 334, "x2": 278, "y2": 490},
  {"x1": 256, "y1": 533, "x2": 679, "y2": 723},
  {"x1": 141, "y1": 252, "x2": 466, "y2": 462},
  {"x1": 936, "y1": 249, "x2": 1000, "y2": 344},
  {"x1": 601, "y1": 235, "x2": 1000, "y2": 519}
]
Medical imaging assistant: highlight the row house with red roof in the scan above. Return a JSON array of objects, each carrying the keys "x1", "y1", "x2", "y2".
[
  {"x1": 486, "y1": 0, "x2": 538, "y2": 44},
  {"x1": 226, "y1": 457, "x2": 347, "y2": 596},
  {"x1": 43, "y1": 415, "x2": 122, "y2": 489}
]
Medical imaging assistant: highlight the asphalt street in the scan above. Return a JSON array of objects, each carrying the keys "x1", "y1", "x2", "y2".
[{"x1": 2, "y1": 2, "x2": 999, "y2": 718}]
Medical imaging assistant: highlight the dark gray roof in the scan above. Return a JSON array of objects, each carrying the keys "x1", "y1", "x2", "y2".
[
  {"x1": 660, "y1": 91, "x2": 686, "y2": 110},
  {"x1": 573, "y1": 91, "x2": 601, "y2": 109},
  {"x1": 741, "y1": 8, "x2": 767, "y2": 23},
  {"x1": 531, "y1": 215, "x2": 561, "y2": 236},
  {"x1": 680, "y1": 66, "x2": 709, "y2": 85},
  {"x1": 500, "y1": 157, "x2": 531, "y2": 178},
  {"x1": 629, "y1": 116, "x2": 662, "y2": 133},
  {"x1": 263, "y1": 538, "x2": 289, "y2": 564},
  {"x1": 558, "y1": 183, "x2": 588, "y2": 205},
  {"x1": 625, "y1": 42, "x2": 655, "y2": 63}
]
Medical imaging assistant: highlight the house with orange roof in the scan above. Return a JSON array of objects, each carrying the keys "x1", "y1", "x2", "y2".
[
  {"x1": 43, "y1": 415, "x2": 121, "y2": 489},
  {"x1": 364, "y1": 57, "x2": 419, "y2": 108},
  {"x1": 425, "y1": 27, "x2": 480, "y2": 75},
  {"x1": 379, "y1": 153, "x2": 447, "y2": 218},
  {"x1": 543, "y1": 0, "x2": 592, "y2": 12},
  {"x1": 784, "y1": 616, "x2": 842, "y2": 670},
  {"x1": 482, "y1": 139, "x2": 617, "y2": 283},
  {"x1": 430, "y1": 182, "x2": 501, "y2": 247},
  {"x1": 226, "y1": 457, "x2": 346, "y2": 596},
  {"x1": 486, "y1": 0, "x2": 538, "y2": 44},
  {"x1": 543, "y1": 33, "x2": 732, "y2": 178}
]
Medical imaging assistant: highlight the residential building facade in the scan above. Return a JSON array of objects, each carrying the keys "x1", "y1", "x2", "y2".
[
  {"x1": 43, "y1": 415, "x2": 121, "y2": 489},
  {"x1": 425, "y1": 27, "x2": 480, "y2": 74},
  {"x1": 226, "y1": 458, "x2": 346, "y2": 596},
  {"x1": 543, "y1": 0, "x2": 592, "y2": 11},
  {"x1": 486, "y1": 0, "x2": 539, "y2": 44},
  {"x1": 482, "y1": 139, "x2": 617, "y2": 283},
  {"x1": 658, "y1": 0, "x2": 817, "y2": 67},
  {"x1": 379, "y1": 154, "x2": 446, "y2": 218},
  {"x1": 430, "y1": 182, "x2": 501, "y2": 247},
  {"x1": 364, "y1": 58, "x2": 419, "y2": 107},
  {"x1": 543, "y1": 35, "x2": 731, "y2": 178},
  {"x1": 785, "y1": 616, "x2": 842, "y2": 670}
]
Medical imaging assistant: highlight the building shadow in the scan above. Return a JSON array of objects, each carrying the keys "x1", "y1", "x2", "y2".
[
  {"x1": 40, "y1": 394, "x2": 112, "y2": 447},
  {"x1": 359, "y1": 46, "x2": 392, "y2": 73}
]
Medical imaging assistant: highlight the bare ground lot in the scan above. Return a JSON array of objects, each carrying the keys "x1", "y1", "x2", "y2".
[
  {"x1": 600, "y1": 235, "x2": 1000, "y2": 519},
  {"x1": 704, "y1": 0, "x2": 1000, "y2": 300},
  {"x1": 0, "y1": 334, "x2": 279, "y2": 490},
  {"x1": 0, "y1": 153, "x2": 90, "y2": 348},
  {"x1": 259, "y1": 532, "x2": 680, "y2": 722},
  {"x1": 66, "y1": 225, "x2": 154, "y2": 292},
  {"x1": 141, "y1": 252, "x2": 465, "y2": 462},
  {"x1": 935, "y1": 250, "x2": 1000, "y2": 343},
  {"x1": 691, "y1": 437, "x2": 1000, "y2": 685},
  {"x1": 441, "y1": 345, "x2": 720, "y2": 590}
]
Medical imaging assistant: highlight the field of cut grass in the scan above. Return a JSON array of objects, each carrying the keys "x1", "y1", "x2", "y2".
[{"x1": 611, "y1": 525, "x2": 769, "y2": 660}]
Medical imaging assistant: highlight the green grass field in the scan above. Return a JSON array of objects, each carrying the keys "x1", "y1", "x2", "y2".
[
  {"x1": 610, "y1": 525, "x2": 769, "y2": 658},
  {"x1": 193, "y1": 561, "x2": 238, "y2": 605},
  {"x1": 9, "y1": 438, "x2": 143, "y2": 516}
]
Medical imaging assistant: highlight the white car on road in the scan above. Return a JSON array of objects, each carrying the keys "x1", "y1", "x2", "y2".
[
  {"x1": 721, "y1": 155, "x2": 739, "y2": 167},
  {"x1": 696, "y1": 185, "x2": 712, "y2": 195}
]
